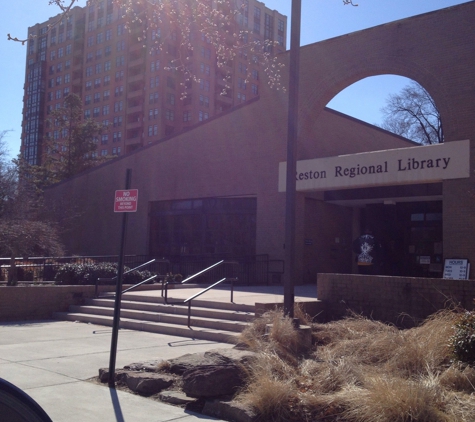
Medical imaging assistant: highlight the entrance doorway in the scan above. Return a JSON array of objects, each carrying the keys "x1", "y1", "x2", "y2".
[{"x1": 362, "y1": 201, "x2": 443, "y2": 277}]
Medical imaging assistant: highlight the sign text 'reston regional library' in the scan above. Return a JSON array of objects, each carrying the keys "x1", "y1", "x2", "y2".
[{"x1": 278, "y1": 140, "x2": 470, "y2": 192}]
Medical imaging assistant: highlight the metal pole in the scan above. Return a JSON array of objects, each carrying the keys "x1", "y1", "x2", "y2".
[
  {"x1": 284, "y1": 0, "x2": 302, "y2": 318},
  {"x1": 108, "y1": 168, "x2": 132, "y2": 387}
]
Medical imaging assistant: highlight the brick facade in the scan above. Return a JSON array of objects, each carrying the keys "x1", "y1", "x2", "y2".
[{"x1": 317, "y1": 273, "x2": 475, "y2": 327}]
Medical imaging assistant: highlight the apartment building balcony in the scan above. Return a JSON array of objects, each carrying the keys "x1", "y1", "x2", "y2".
[
  {"x1": 127, "y1": 104, "x2": 143, "y2": 114},
  {"x1": 128, "y1": 57, "x2": 145, "y2": 69},
  {"x1": 126, "y1": 120, "x2": 142, "y2": 130},
  {"x1": 128, "y1": 73, "x2": 144, "y2": 83},
  {"x1": 127, "y1": 88, "x2": 143, "y2": 99}
]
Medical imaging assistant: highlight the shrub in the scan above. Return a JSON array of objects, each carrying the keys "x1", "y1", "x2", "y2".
[
  {"x1": 54, "y1": 262, "x2": 155, "y2": 286},
  {"x1": 449, "y1": 310, "x2": 475, "y2": 364}
]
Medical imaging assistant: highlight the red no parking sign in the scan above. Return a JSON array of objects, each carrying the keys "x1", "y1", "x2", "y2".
[{"x1": 114, "y1": 189, "x2": 138, "y2": 212}]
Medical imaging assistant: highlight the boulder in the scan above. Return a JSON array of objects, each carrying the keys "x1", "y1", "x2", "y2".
[
  {"x1": 182, "y1": 364, "x2": 245, "y2": 398},
  {"x1": 125, "y1": 372, "x2": 175, "y2": 395},
  {"x1": 202, "y1": 400, "x2": 257, "y2": 422}
]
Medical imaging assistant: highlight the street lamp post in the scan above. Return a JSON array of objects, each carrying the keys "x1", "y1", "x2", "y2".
[{"x1": 283, "y1": 0, "x2": 302, "y2": 318}]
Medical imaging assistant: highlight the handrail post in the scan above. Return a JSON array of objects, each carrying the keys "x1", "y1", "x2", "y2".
[
  {"x1": 164, "y1": 282, "x2": 168, "y2": 304},
  {"x1": 188, "y1": 300, "x2": 191, "y2": 327},
  {"x1": 230, "y1": 278, "x2": 234, "y2": 303},
  {"x1": 95, "y1": 277, "x2": 99, "y2": 297}
]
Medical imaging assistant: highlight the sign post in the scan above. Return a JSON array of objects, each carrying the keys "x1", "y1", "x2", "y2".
[{"x1": 108, "y1": 169, "x2": 137, "y2": 387}]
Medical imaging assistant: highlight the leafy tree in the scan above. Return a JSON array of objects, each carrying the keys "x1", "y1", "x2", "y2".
[
  {"x1": 379, "y1": 81, "x2": 444, "y2": 145},
  {"x1": 43, "y1": 93, "x2": 104, "y2": 183}
]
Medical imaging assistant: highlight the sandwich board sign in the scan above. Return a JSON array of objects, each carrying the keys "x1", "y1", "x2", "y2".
[{"x1": 114, "y1": 189, "x2": 138, "y2": 212}]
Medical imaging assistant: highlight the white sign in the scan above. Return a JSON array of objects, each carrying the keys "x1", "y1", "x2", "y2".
[
  {"x1": 443, "y1": 259, "x2": 469, "y2": 280},
  {"x1": 278, "y1": 140, "x2": 470, "y2": 192}
]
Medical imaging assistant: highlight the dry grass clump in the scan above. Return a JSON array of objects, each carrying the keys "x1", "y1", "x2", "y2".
[{"x1": 236, "y1": 309, "x2": 475, "y2": 422}]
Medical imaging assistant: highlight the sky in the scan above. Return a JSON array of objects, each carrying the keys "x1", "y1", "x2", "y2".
[{"x1": 0, "y1": 0, "x2": 471, "y2": 159}]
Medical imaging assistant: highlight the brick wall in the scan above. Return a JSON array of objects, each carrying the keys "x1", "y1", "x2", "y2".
[
  {"x1": 0, "y1": 284, "x2": 163, "y2": 322},
  {"x1": 317, "y1": 273, "x2": 475, "y2": 327}
]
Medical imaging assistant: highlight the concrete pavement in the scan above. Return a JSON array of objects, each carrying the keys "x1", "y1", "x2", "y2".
[{"x1": 0, "y1": 320, "x2": 232, "y2": 421}]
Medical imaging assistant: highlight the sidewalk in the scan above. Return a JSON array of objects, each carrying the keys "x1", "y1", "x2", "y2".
[{"x1": 0, "y1": 320, "x2": 232, "y2": 421}]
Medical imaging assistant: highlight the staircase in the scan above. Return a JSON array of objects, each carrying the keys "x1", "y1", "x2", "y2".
[{"x1": 53, "y1": 289, "x2": 255, "y2": 344}]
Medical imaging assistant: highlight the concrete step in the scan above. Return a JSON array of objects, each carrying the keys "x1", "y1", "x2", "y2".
[
  {"x1": 115, "y1": 292, "x2": 256, "y2": 313},
  {"x1": 86, "y1": 298, "x2": 254, "y2": 322},
  {"x1": 53, "y1": 312, "x2": 239, "y2": 344},
  {"x1": 67, "y1": 305, "x2": 249, "y2": 333}
]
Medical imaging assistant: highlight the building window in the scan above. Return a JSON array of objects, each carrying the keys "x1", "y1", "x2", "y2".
[
  {"x1": 105, "y1": 45, "x2": 112, "y2": 56},
  {"x1": 64, "y1": 73, "x2": 70, "y2": 83},
  {"x1": 148, "y1": 125, "x2": 158, "y2": 136},
  {"x1": 94, "y1": 78, "x2": 101, "y2": 88},
  {"x1": 56, "y1": 90, "x2": 62, "y2": 100},
  {"x1": 145, "y1": 91, "x2": 157, "y2": 104},
  {"x1": 199, "y1": 111, "x2": 209, "y2": 121},
  {"x1": 86, "y1": 66, "x2": 93, "y2": 77},
  {"x1": 104, "y1": 60, "x2": 111, "y2": 71},
  {"x1": 101, "y1": 149, "x2": 108, "y2": 156},
  {"x1": 96, "y1": 49, "x2": 103, "y2": 59},
  {"x1": 94, "y1": 93, "x2": 101, "y2": 103},
  {"x1": 165, "y1": 109, "x2": 174, "y2": 121},
  {"x1": 116, "y1": 55, "x2": 124, "y2": 67},
  {"x1": 115, "y1": 70, "x2": 124, "y2": 81},
  {"x1": 183, "y1": 111, "x2": 192, "y2": 122},
  {"x1": 103, "y1": 104, "x2": 110, "y2": 115},
  {"x1": 113, "y1": 116, "x2": 123, "y2": 127},
  {"x1": 85, "y1": 109, "x2": 91, "y2": 118},
  {"x1": 117, "y1": 23, "x2": 126, "y2": 36},
  {"x1": 117, "y1": 40, "x2": 125, "y2": 51},
  {"x1": 149, "y1": 108, "x2": 159, "y2": 120},
  {"x1": 199, "y1": 95, "x2": 209, "y2": 107},
  {"x1": 66, "y1": 44, "x2": 71, "y2": 55},
  {"x1": 150, "y1": 60, "x2": 160, "y2": 72},
  {"x1": 200, "y1": 79, "x2": 210, "y2": 91},
  {"x1": 114, "y1": 101, "x2": 123, "y2": 112},
  {"x1": 167, "y1": 93, "x2": 175, "y2": 105},
  {"x1": 85, "y1": 95, "x2": 91, "y2": 105},
  {"x1": 150, "y1": 76, "x2": 160, "y2": 88},
  {"x1": 113, "y1": 131, "x2": 122, "y2": 142},
  {"x1": 95, "y1": 63, "x2": 102, "y2": 74},
  {"x1": 50, "y1": 50, "x2": 56, "y2": 60},
  {"x1": 104, "y1": 75, "x2": 111, "y2": 86},
  {"x1": 251, "y1": 84, "x2": 258, "y2": 95},
  {"x1": 101, "y1": 134, "x2": 108, "y2": 144},
  {"x1": 93, "y1": 107, "x2": 100, "y2": 117},
  {"x1": 103, "y1": 89, "x2": 110, "y2": 100},
  {"x1": 85, "y1": 81, "x2": 92, "y2": 91},
  {"x1": 115, "y1": 85, "x2": 123, "y2": 97},
  {"x1": 96, "y1": 33, "x2": 103, "y2": 44},
  {"x1": 238, "y1": 78, "x2": 246, "y2": 90},
  {"x1": 65, "y1": 60, "x2": 71, "y2": 70}
]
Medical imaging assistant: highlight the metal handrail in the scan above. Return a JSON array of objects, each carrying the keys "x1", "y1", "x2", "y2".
[
  {"x1": 182, "y1": 277, "x2": 237, "y2": 327},
  {"x1": 180, "y1": 260, "x2": 225, "y2": 284},
  {"x1": 163, "y1": 260, "x2": 238, "y2": 302},
  {"x1": 95, "y1": 258, "x2": 158, "y2": 297}
]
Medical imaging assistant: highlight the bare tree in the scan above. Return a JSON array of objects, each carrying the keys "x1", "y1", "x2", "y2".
[
  {"x1": 379, "y1": 81, "x2": 443, "y2": 144},
  {"x1": 0, "y1": 132, "x2": 64, "y2": 285}
]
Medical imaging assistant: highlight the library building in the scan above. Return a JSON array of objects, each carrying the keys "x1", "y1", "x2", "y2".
[{"x1": 45, "y1": 2, "x2": 475, "y2": 287}]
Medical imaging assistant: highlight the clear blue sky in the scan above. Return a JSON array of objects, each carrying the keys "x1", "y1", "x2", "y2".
[{"x1": 0, "y1": 0, "x2": 471, "y2": 159}]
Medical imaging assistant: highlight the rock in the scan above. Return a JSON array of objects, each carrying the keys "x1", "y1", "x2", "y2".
[
  {"x1": 167, "y1": 352, "x2": 215, "y2": 375},
  {"x1": 202, "y1": 399, "x2": 257, "y2": 422},
  {"x1": 159, "y1": 390, "x2": 196, "y2": 405},
  {"x1": 204, "y1": 348, "x2": 257, "y2": 366},
  {"x1": 98, "y1": 367, "x2": 127, "y2": 383},
  {"x1": 168, "y1": 348, "x2": 256, "y2": 375},
  {"x1": 125, "y1": 372, "x2": 174, "y2": 395},
  {"x1": 182, "y1": 365, "x2": 245, "y2": 398},
  {"x1": 123, "y1": 360, "x2": 163, "y2": 372}
]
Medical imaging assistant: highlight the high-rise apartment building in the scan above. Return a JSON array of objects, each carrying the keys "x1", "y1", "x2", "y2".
[{"x1": 21, "y1": 0, "x2": 287, "y2": 166}]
